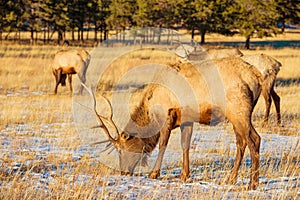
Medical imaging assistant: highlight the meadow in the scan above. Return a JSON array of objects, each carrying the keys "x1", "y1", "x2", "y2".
[{"x1": 0, "y1": 32, "x2": 299, "y2": 199}]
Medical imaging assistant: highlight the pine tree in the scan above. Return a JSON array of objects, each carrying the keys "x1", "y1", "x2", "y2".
[
  {"x1": 175, "y1": 0, "x2": 198, "y2": 39},
  {"x1": 225, "y1": 0, "x2": 279, "y2": 49},
  {"x1": 46, "y1": 0, "x2": 70, "y2": 44},
  {"x1": 106, "y1": 0, "x2": 136, "y2": 39},
  {"x1": 276, "y1": 0, "x2": 300, "y2": 32},
  {"x1": 176, "y1": 0, "x2": 232, "y2": 43},
  {"x1": 133, "y1": 0, "x2": 154, "y2": 27},
  {"x1": 0, "y1": 0, "x2": 12, "y2": 40},
  {"x1": 0, "y1": 0, "x2": 24, "y2": 41}
]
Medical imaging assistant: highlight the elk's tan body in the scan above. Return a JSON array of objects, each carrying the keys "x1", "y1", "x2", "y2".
[
  {"x1": 89, "y1": 55, "x2": 263, "y2": 190},
  {"x1": 52, "y1": 49, "x2": 90, "y2": 94},
  {"x1": 196, "y1": 48, "x2": 281, "y2": 124},
  {"x1": 241, "y1": 54, "x2": 282, "y2": 124}
]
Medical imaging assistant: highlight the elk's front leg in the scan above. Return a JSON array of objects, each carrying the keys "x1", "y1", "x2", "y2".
[
  {"x1": 54, "y1": 68, "x2": 62, "y2": 94},
  {"x1": 149, "y1": 125, "x2": 171, "y2": 179},
  {"x1": 180, "y1": 122, "x2": 193, "y2": 181},
  {"x1": 149, "y1": 108, "x2": 180, "y2": 179}
]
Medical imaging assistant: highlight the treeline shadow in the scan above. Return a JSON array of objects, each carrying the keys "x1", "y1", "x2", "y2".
[
  {"x1": 275, "y1": 77, "x2": 300, "y2": 86},
  {"x1": 208, "y1": 40, "x2": 300, "y2": 49}
]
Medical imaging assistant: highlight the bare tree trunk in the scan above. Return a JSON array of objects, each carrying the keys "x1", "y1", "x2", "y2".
[
  {"x1": 104, "y1": 29, "x2": 108, "y2": 41},
  {"x1": 81, "y1": 28, "x2": 84, "y2": 42},
  {"x1": 72, "y1": 29, "x2": 75, "y2": 41},
  {"x1": 86, "y1": 26, "x2": 89, "y2": 40},
  {"x1": 94, "y1": 26, "x2": 98, "y2": 42},
  {"x1": 35, "y1": 31, "x2": 38, "y2": 43},
  {"x1": 4, "y1": 32, "x2": 10, "y2": 40},
  {"x1": 30, "y1": 29, "x2": 34, "y2": 45},
  {"x1": 122, "y1": 27, "x2": 125, "y2": 42},
  {"x1": 281, "y1": 21, "x2": 285, "y2": 33},
  {"x1": 100, "y1": 28, "x2": 103, "y2": 43},
  {"x1": 200, "y1": 30, "x2": 206, "y2": 44},
  {"x1": 245, "y1": 36, "x2": 250, "y2": 50},
  {"x1": 157, "y1": 26, "x2": 162, "y2": 44},
  {"x1": 43, "y1": 29, "x2": 46, "y2": 44},
  {"x1": 47, "y1": 26, "x2": 50, "y2": 43},
  {"x1": 191, "y1": 27, "x2": 195, "y2": 40},
  {"x1": 58, "y1": 30, "x2": 63, "y2": 45},
  {"x1": 133, "y1": 30, "x2": 136, "y2": 45}
]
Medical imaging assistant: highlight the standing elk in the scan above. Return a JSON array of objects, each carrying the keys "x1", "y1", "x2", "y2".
[
  {"x1": 241, "y1": 54, "x2": 282, "y2": 125},
  {"x1": 189, "y1": 48, "x2": 282, "y2": 125},
  {"x1": 52, "y1": 49, "x2": 90, "y2": 95},
  {"x1": 84, "y1": 54, "x2": 263, "y2": 190}
]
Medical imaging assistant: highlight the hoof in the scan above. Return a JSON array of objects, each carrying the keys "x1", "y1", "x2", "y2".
[
  {"x1": 225, "y1": 178, "x2": 237, "y2": 185},
  {"x1": 179, "y1": 173, "x2": 189, "y2": 182},
  {"x1": 149, "y1": 170, "x2": 160, "y2": 179},
  {"x1": 249, "y1": 182, "x2": 258, "y2": 190},
  {"x1": 121, "y1": 171, "x2": 133, "y2": 176},
  {"x1": 225, "y1": 173, "x2": 237, "y2": 185}
]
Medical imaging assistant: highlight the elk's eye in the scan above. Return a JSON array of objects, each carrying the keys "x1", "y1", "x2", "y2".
[{"x1": 121, "y1": 132, "x2": 131, "y2": 141}]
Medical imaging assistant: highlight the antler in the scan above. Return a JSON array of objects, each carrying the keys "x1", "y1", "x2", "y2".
[
  {"x1": 173, "y1": 40, "x2": 197, "y2": 60},
  {"x1": 81, "y1": 83, "x2": 119, "y2": 144}
]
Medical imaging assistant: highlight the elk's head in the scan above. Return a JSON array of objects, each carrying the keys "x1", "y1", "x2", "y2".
[
  {"x1": 82, "y1": 83, "x2": 161, "y2": 175},
  {"x1": 116, "y1": 131, "x2": 159, "y2": 175}
]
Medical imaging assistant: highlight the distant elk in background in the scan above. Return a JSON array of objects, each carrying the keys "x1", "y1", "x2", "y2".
[
  {"x1": 52, "y1": 49, "x2": 90, "y2": 95},
  {"x1": 241, "y1": 54, "x2": 282, "y2": 125},
  {"x1": 188, "y1": 48, "x2": 282, "y2": 125}
]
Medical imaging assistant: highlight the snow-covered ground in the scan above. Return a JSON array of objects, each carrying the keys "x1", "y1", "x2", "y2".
[{"x1": 0, "y1": 122, "x2": 299, "y2": 199}]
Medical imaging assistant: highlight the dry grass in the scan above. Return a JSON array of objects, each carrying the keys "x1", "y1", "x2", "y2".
[
  {"x1": 241, "y1": 48, "x2": 300, "y2": 79},
  {"x1": 0, "y1": 39, "x2": 299, "y2": 199}
]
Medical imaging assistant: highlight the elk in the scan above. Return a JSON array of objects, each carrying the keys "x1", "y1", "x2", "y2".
[
  {"x1": 189, "y1": 48, "x2": 282, "y2": 125},
  {"x1": 241, "y1": 54, "x2": 281, "y2": 125},
  {"x1": 52, "y1": 49, "x2": 90, "y2": 95},
  {"x1": 84, "y1": 54, "x2": 263, "y2": 190}
]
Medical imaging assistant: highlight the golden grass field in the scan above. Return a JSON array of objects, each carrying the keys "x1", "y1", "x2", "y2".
[{"x1": 0, "y1": 31, "x2": 299, "y2": 199}]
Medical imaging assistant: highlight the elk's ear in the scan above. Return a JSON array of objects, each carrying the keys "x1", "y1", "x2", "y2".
[{"x1": 120, "y1": 132, "x2": 130, "y2": 141}]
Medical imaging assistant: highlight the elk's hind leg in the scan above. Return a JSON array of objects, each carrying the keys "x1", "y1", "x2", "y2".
[
  {"x1": 247, "y1": 124, "x2": 261, "y2": 190},
  {"x1": 227, "y1": 116, "x2": 261, "y2": 190},
  {"x1": 78, "y1": 73, "x2": 86, "y2": 95},
  {"x1": 68, "y1": 74, "x2": 73, "y2": 94},
  {"x1": 226, "y1": 120, "x2": 247, "y2": 185},
  {"x1": 262, "y1": 88, "x2": 272, "y2": 126},
  {"x1": 180, "y1": 121, "x2": 193, "y2": 181},
  {"x1": 60, "y1": 74, "x2": 67, "y2": 86},
  {"x1": 271, "y1": 88, "x2": 281, "y2": 125}
]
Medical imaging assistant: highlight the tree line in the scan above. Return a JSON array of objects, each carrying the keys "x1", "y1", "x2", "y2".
[{"x1": 0, "y1": 0, "x2": 299, "y2": 48}]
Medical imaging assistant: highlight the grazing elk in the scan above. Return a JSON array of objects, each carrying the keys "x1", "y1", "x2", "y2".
[
  {"x1": 52, "y1": 49, "x2": 90, "y2": 95},
  {"x1": 84, "y1": 54, "x2": 263, "y2": 190},
  {"x1": 190, "y1": 48, "x2": 282, "y2": 125},
  {"x1": 241, "y1": 54, "x2": 282, "y2": 125}
]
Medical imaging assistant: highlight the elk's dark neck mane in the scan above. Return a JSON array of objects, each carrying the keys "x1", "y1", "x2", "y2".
[{"x1": 130, "y1": 84, "x2": 161, "y2": 165}]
